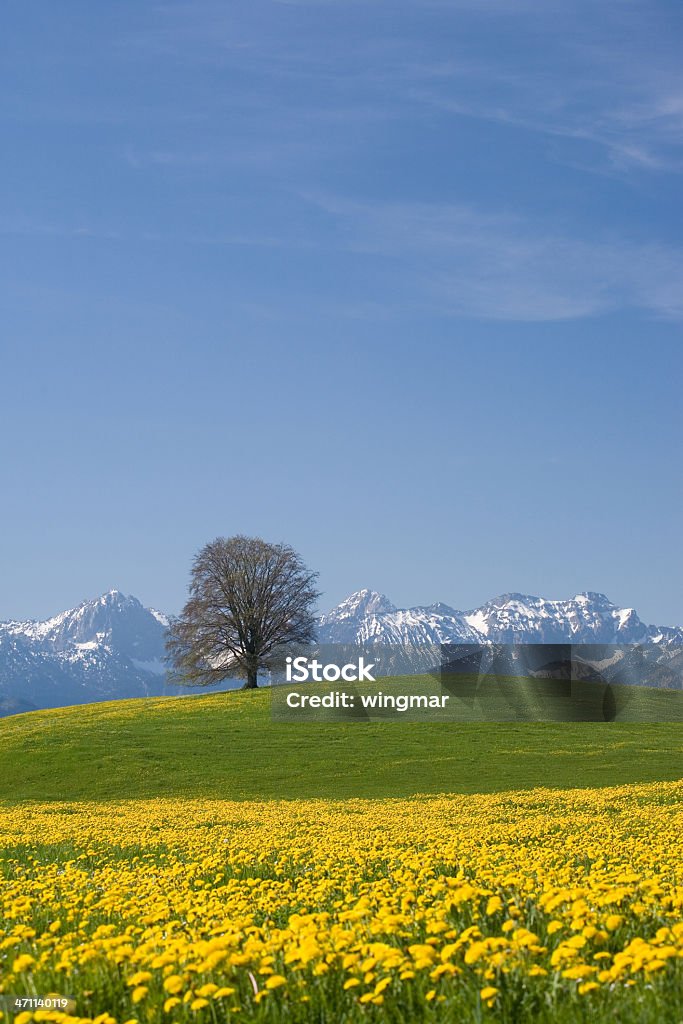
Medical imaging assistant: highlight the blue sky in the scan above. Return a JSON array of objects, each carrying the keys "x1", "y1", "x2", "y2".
[{"x1": 2, "y1": 0, "x2": 682, "y2": 624}]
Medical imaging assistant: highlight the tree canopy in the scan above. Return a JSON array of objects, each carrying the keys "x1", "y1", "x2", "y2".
[{"x1": 167, "y1": 535, "x2": 320, "y2": 689}]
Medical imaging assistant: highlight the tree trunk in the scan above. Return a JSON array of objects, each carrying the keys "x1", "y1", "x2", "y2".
[{"x1": 243, "y1": 669, "x2": 258, "y2": 689}]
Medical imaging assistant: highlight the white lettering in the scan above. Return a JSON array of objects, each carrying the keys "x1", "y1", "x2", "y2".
[
  {"x1": 358, "y1": 657, "x2": 375, "y2": 681},
  {"x1": 291, "y1": 656, "x2": 309, "y2": 682},
  {"x1": 283, "y1": 657, "x2": 376, "y2": 683}
]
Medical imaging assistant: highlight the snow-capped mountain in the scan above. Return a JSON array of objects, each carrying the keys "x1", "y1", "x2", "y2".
[
  {"x1": 0, "y1": 590, "x2": 180, "y2": 716},
  {"x1": 318, "y1": 589, "x2": 683, "y2": 646},
  {"x1": 318, "y1": 591, "x2": 481, "y2": 645},
  {"x1": 2, "y1": 587, "x2": 681, "y2": 716},
  {"x1": 15, "y1": 589, "x2": 169, "y2": 657}
]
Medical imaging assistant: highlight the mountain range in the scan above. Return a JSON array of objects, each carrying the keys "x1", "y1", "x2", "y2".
[
  {"x1": 317, "y1": 588, "x2": 683, "y2": 646},
  {"x1": 1, "y1": 588, "x2": 681, "y2": 714}
]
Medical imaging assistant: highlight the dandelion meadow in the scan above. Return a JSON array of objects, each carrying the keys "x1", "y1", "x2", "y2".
[{"x1": 1, "y1": 782, "x2": 682, "y2": 1024}]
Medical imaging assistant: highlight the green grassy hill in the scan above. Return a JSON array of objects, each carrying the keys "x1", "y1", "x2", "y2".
[{"x1": 0, "y1": 676, "x2": 682, "y2": 803}]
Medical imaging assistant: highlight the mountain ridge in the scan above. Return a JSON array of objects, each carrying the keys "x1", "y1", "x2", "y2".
[
  {"x1": 318, "y1": 588, "x2": 683, "y2": 646},
  {"x1": 1, "y1": 587, "x2": 681, "y2": 714}
]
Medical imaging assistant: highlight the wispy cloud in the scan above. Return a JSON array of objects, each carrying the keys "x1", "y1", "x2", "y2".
[
  {"x1": 7, "y1": 197, "x2": 683, "y2": 323},
  {"x1": 28, "y1": 0, "x2": 683, "y2": 181},
  {"x1": 6, "y1": 1, "x2": 682, "y2": 327},
  {"x1": 305, "y1": 194, "x2": 683, "y2": 321},
  {"x1": 427, "y1": 84, "x2": 683, "y2": 175},
  {"x1": 135, "y1": 1, "x2": 683, "y2": 177}
]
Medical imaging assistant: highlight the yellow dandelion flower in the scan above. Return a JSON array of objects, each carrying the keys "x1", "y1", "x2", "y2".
[
  {"x1": 486, "y1": 896, "x2": 503, "y2": 915},
  {"x1": 265, "y1": 975, "x2": 287, "y2": 990},
  {"x1": 12, "y1": 955, "x2": 36, "y2": 972},
  {"x1": 195, "y1": 984, "x2": 218, "y2": 998},
  {"x1": 127, "y1": 972, "x2": 152, "y2": 987}
]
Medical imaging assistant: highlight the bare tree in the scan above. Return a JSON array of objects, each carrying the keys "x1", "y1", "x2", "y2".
[{"x1": 166, "y1": 535, "x2": 320, "y2": 689}]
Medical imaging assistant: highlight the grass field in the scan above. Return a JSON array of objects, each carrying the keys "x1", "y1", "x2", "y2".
[
  {"x1": 0, "y1": 678, "x2": 682, "y2": 802},
  {"x1": 0, "y1": 682, "x2": 682, "y2": 1024}
]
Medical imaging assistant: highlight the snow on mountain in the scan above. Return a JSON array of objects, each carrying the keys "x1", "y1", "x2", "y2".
[
  {"x1": 461, "y1": 591, "x2": 650, "y2": 644},
  {"x1": 319, "y1": 590, "x2": 480, "y2": 645},
  {"x1": 320, "y1": 589, "x2": 397, "y2": 633},
  {"x1": 2, "y1": 587, "x2": 681, "y2": 717},
  {"x1": 10, "y1": 590, "x2": 167, "y2": 658},
  {"x1": 319, "y1": 590, "x2": 683, "y2": 647},
  {"x1": 0, "y1": 590, "x2": 180, "y2": 715}
]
